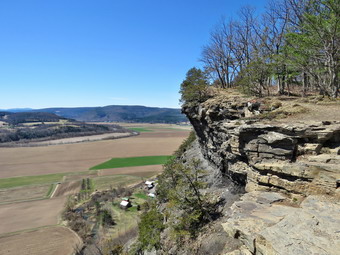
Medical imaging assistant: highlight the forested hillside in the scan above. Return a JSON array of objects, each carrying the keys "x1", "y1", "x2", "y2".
[
  {"x1": 33, "y1": 105, "x2": 187, "y2": 123},
  {"x1": 0, "y1": 112, "x2": 130, "y2": 145}
]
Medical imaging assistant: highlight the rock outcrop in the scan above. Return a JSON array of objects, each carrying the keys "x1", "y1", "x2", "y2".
[
  {"x1": 182, "y1": 95, "x2": 340, "y2": 255},
  {"x1": 183, "y1": 97, "x2": 340, "y2": 197},
  {"x1": 222, "y1": 192, "x2": 340, "y2": 255}
]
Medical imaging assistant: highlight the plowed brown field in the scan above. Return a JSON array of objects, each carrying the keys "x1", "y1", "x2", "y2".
[
  {"x1": 0, "y1": 130, "x2": 189, "y2": 178},
  {"x1": 0, "y1": 197, "x2": 65, "y2": 235},
  {"x1": 0, "y1": 226, "x2": 82, "y2": 255}
]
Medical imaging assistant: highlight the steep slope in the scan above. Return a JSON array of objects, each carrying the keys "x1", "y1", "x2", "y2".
[
  {"x1": 135, "y1": 91, "x2": 340, "y2": 255},
  {"x1": 178, "y1": 92, "x2": 340, "y2": 255}
]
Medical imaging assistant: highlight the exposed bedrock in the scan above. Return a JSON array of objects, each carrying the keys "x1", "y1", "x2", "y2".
[
  {"x1": 182, "y1": 98, "x2": 340, "y2": 255},
  {"x1": 183, "y1": 100, "x2": 340, "y2": 196}
]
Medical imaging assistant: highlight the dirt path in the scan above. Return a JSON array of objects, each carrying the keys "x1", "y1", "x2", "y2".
[{"x1": 51, "y1": 181, "x2": 80, "y2": 198}]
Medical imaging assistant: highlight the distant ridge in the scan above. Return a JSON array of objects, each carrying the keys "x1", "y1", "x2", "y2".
[
  {"x1": 0, "y1": 108, "x2": 33, "y2": 113},
  {"x1": 3, "y1": 105, "x2": 187, "y2": 123}
]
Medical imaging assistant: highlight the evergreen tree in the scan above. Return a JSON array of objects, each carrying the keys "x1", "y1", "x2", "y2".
[{"x1": 179, "y1": 67, "x2": 210, "y2": 104}]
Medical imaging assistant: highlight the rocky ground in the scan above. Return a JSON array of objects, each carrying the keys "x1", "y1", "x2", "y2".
[{"x1": 174, "y1": 92, "x2": 340, "y2": 255}]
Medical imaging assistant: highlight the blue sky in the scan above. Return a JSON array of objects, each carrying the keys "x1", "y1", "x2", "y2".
[{"x1": 0, "y1": 0, "x2": 267, "y2": 109}]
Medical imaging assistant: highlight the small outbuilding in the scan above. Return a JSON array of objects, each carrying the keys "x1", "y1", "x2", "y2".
[
  {"x1": 148, "y1": 193, "x2": 156, "y2": 198},
  {"x1": 145, "y1": 181, "x2": 154, "y2": 189},
  {"x1": 120, "y1": 197, "x2": 131, "y2": 209}
]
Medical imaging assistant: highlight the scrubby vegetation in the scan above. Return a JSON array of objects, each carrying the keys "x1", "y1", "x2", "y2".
[
  {"x1": 157, "y1": 158, "x2": 214, "y2": 239},
  {"x1": 137, "y1": 201, "x2": 165, "y2": 251},
  {"x1": 62, "y1": 179, "x2": 156, "y2": 254},
  {"x1": 134, "y1": 132, "x2": 219, "y2": 253}
]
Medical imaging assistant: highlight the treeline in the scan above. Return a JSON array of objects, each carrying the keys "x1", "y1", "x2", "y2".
[
  {"x1": 0, "y1": 123, "x2": 129, "y2": 144},
  {"x1": 0, "y1": 112, "x2": 68, "y2": 125},
  {"x1": 200, "y1": 0, "x2": 339, "y2": 97}
]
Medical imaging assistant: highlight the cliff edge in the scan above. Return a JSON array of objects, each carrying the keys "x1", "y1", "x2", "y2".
[{"x1": 181, "y1": 91, "x2": 340, "y2": 255}]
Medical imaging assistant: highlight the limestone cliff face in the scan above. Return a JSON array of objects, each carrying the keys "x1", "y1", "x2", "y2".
[
  {"x1": 183, "y1": 97, "x2": 340, "y2": 197},
  {"x1": 181, "y1": 96, "x2": 340, "y2": 255}
]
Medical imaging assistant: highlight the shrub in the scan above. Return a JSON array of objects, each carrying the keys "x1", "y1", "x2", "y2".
[{"x1": 138, "y1": 204, "x2": 165, "y2": 251}]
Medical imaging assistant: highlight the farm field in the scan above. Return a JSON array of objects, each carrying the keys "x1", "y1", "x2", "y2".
[
  {"x1": 0, "y1": 184, "x2": 52, "y2": 204},
  {"x1": 0, "y1": 173, "x2": 65, "y2": 189},
  {"x1": 0, "y1": 128, "x2": 189, "y2": 179},
  {"x1": 25, "y1": 132, "x2": 131, "y2": 146},
  {"x1": 0, "y1": 226, "x2": 82, "y2": 255},
  {"x1": 90, "y1": 155, "x2": 171, "y2": 170},
  {"x1": 127, "y1": 127, "x2": 153, "y2": 132},
  {"x1": 0, "y1": 125, "x2": 189, "y2": 254},
  {"x1": 0, "y1": 196, "x2": 65, "y2": 234}
]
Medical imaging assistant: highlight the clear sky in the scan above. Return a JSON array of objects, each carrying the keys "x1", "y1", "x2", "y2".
[{"x1": 0, "y1": 0, "x2": 267, "y2": 109}]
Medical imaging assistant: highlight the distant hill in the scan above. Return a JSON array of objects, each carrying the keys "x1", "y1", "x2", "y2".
[
  {"x1": 0, "y1": 108, "x2": 33, "y2": 113},
  {"x1": 29, "y1": 105, "x2": 187, "y2": 123},
  {"x1": 0, "y1": 111, "x2": 67, "y2": 125},
  {"x1": 0, "y1": 111, "x2": 131, "y2": 145}
]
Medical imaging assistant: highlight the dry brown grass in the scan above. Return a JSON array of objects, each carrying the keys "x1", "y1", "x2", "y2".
[
  {"x1": 278, "y1": 102, "x2": 340, "y2": 123},
  {"x1": 0, "y1": 226, "x2": 82, "y2": 255},
  {"x1": 51, "y1": 181, "x2": 80, "y2": 198},
  {"x1": 203, "y1": 88, "x2": 340, "y2": 123}
]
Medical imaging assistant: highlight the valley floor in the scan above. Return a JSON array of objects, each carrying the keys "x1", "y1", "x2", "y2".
[{"x1": 0, "y1": 125, "x2": 190, "y2": 255}]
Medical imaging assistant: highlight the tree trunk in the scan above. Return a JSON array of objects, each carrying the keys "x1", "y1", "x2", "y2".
[{"x1": 302, "y1": 72, "x2": 308, "y2": 97}]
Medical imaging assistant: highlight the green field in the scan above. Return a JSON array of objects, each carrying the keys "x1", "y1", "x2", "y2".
[
  {"x1": 90, "y1": 155, "x2": 171, "y2": 170},
  {"x1": 0, "y1": 173, "x2": 65, "y2": 189},
  {"x1": 127, "y1": 127, "x2": 154, "y2": 132}
]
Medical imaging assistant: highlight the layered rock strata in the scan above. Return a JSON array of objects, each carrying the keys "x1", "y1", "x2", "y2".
[
  {"x1": 182, "y1": 97, "x2": 340, "y2": 254},
  {"x1": 183, "y1": 100, "x2": 340, "y2": 197}
]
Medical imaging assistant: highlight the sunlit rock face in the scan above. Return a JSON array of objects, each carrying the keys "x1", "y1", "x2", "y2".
[
  {"x1": 179, "y1": 97, "x2": 340, "y2": 255},
  {"x1": 183, "y1": 98, "x2": 340, "y2": 197}
]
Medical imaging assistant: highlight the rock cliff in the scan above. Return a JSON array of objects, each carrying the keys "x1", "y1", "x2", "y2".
[{"x1": 181, "y1": 94, "x2": 340, "y2": 255}]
